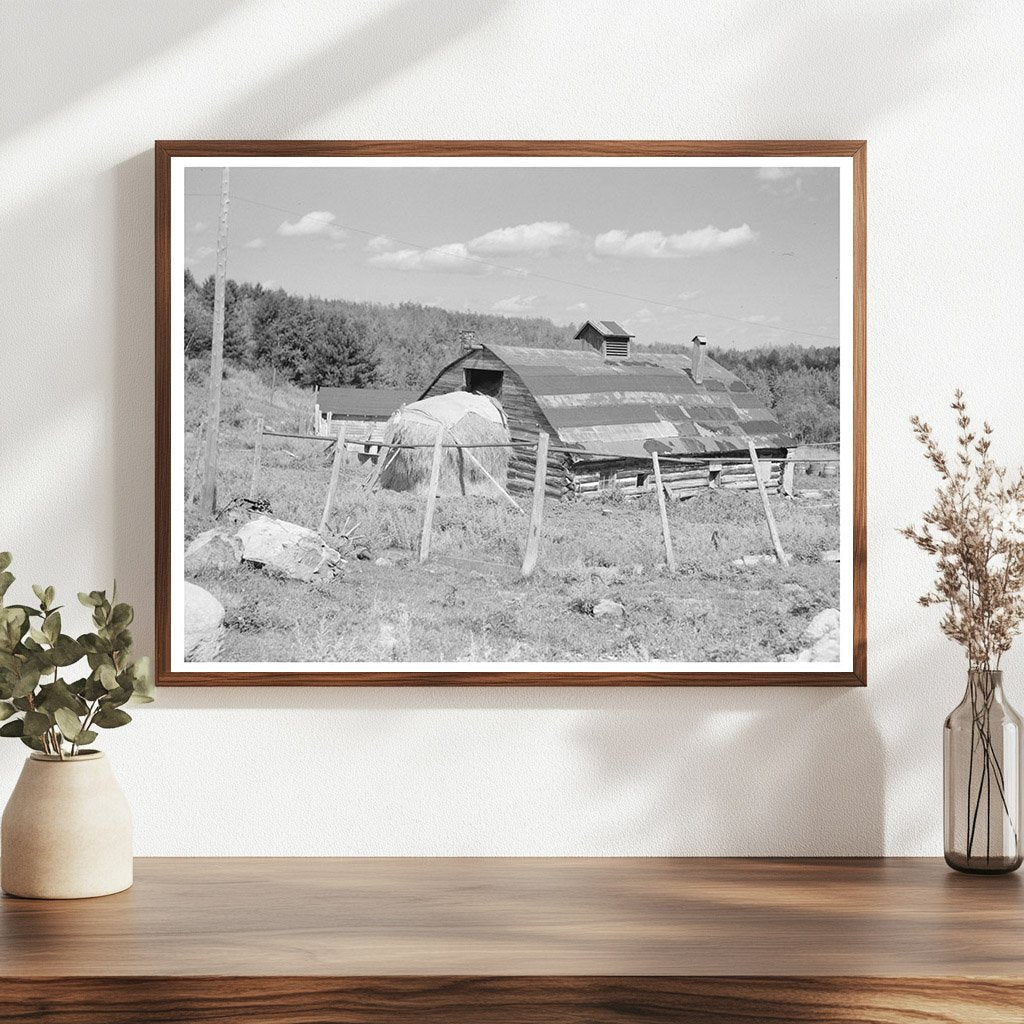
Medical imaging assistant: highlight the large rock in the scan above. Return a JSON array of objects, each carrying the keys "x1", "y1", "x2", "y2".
[
  {"x1": 795, "y1": 608, "x2": 840, "y2": 662},
  {"x1": 184, "y1": 529, "x2": 242, "y2": 573},
  {"x1": 593, "y1": 598, "x2": 625, "y2": 619},
  {"x1": 184, "y1": 582, "x2": 225, "y2": 662},
  {"x1": 234, "y1": 517, "x2": 343, "y2": 582}
]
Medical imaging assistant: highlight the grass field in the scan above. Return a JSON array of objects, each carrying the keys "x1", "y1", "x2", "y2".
[{"x1": 184, "y1": 362, "x2": 841, "y2": 665}]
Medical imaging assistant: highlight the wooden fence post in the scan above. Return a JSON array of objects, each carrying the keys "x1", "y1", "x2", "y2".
[
  {"x1": 418, "y1": 423, "x2": 445, "y2": 563},
  {"x1": 651, "y1": 451, "x2": 676, "y2": 572},
  {"x1": 747, "y1": 440, "x2": 788, "y2": 566},
  {"x1": 782, "y1": 457, "x2": 796, "y2": 498},
  {"x1": 319, "y1": 422, "x2": 347, "y2": 535},
  {"x1": 521, "y1": 431, "x2": 549, "y2": 577},
  {"x1": 249, "y1": 417, "x2": 264, "y2": 501}
]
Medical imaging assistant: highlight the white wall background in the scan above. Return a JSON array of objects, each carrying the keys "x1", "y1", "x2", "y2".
[{"x1": 1, "y1": 0, "x2": 1022, "y2": 856}]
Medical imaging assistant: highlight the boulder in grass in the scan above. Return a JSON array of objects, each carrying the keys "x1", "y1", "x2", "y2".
[
  {"x1": 794, "y1": 608, "x2": 840, "y2": 662},
  {"x1": 234, "y1": 517, "x2": 343, "y2": 582},
  {"x1": 593, "y1": 598, "x2": 625, "y2": 619},
  {"x1": 184, "y1": 581, "x2": 225, "y2": 662},
  {"x1": 184, "y1": 529, "x2": 243, "y2": 573}
]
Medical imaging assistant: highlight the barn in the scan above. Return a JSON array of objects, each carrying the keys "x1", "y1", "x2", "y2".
[
  {"x1": 419, "y1": 321, "x2": 795, "y2": 499},
  {"x1": 314, "y1": 385, "x2": 420, "y2": 455}
]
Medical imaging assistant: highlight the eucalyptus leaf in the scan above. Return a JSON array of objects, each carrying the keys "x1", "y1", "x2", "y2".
[
  {"x1": 104, "y1": 685, "x2": 132, "y2": 708},
  {"x1": 0, "y1": 607, "x2": 27, "y2": 651},
  {"x1": 98, "y1": 663, "x2": 118, "y2": 690},
  {"x1": 110, "y1": 603, "x2": 134, "y2": 629},
  {"x1": 77, "y1": 592, "x2": 100, "y2": 608},
  {"x1": 83, "y1": 675, "x2": 108, "y2": 701},
  {"x1": 93, "y1": 705, "x2": 132, "y2": 729},
  {"x1": 37, "y1": 678, "x2": 88, "y2": 716},
  {"x1": 82, "y1": 637, "x2": 113, "y2": 657},
  {"x1": 0, "y1": 552, "x2": 11, "y2": 573},
  {"x1": 11, "y1": 666, "x2": 41, "y2": 699},
  {"x1": 53, "y1": 707, "x2": 85, "y2": 741},
  {"x1": 28, "y1": 627, "x2": 49, "y2": 646},
  {"x1": 75, "y1": 730, "x2": 97, "y2": 746},
  {"x1": 0, "y1": 719, "x2": 24, "y2": 737},
  {"x1": 31, "y1": 584, "x2": 47, "y2": 608},
  {"x1": 42, "y1": 611, "x2": 60, "y2": 644},
  {"x1": 49, "y1": 635, "x2": 85, "y2": 667},
  {"x1": 19, "y1": 735, "x2": 45, "y2": 752},
  {"x1": 0, "y1": 572, "x2": 13, "y2": 601},
  {"x1": 22, "y1": 711, "x2": 50, "y2": 738},
  {"x1": 0, "y1": 701, "x2": 16, "y2": 721}
]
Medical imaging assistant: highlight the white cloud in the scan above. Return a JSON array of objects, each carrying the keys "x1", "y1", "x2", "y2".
[
  {"x1": 566, "y1": 301, "x2": 588, "y2": 312},
  {"x1": 184, "y1": 245, "x2": 215, "y2": 267},
  {"x1": 627, "y1": 307, "x2": 656, "y2": 324},
  {"x1": 677, "y1": 289, "x2": 702, "y2": 302},
  {"x1": 743, "y1": 314, "x2": 781, "y2": 325},
  {"x1": 368, "y1": 242, "x2": 490, "y2": 275},
  {"x1": 595, "y1": 224, "x2": 757, "y2": 259},
  {"x1": 468, "y1": 221, "x2": 580, "y2": 256},
  {"x1": 492, "y1": 294, "x2": 539, "y2": 315},
  {"x1": 277, "y1": 211, "x2": 346, "y2": 242},
  {"x1": 757, "y1": 167, "x2": 796, "y2": 181},
  {"x1": 365, "y1": 234, "x2": 394, "y2": 253},
  {"x1": 245, "y1": 237, "x2": 265, "y2": 249},
  {"x1": 190, "y1": 221, "x2": 207, "y2": 234}
]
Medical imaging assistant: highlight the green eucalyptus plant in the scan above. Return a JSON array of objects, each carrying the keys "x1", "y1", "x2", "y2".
[{"x1": 0, "y1": 552, "x2": 153, "y2": 759}]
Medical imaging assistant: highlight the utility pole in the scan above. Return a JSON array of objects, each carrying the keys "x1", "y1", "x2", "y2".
[{"x1": 200, "y1": 167, "x2": 230, "y2": 516}]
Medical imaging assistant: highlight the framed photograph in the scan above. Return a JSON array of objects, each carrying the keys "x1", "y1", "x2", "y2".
[{"x1": 156, "y1": 141, "x2": 865, "y2": 686}]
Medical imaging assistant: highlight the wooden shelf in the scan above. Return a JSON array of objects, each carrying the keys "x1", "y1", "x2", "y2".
[{"x1": 2, "y1": 857, "x2": 1022, "y2": 1022}]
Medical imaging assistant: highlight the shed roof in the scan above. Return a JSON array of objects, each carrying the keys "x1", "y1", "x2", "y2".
[
  {"x1": 573, "y1": 319, "x2": 634, "y2": 339},
  {"x1": 317, "y1": 386, "x2": 420, "y2": 417},
  {"x1": 481, "y1": 344, "x2": 795, "y2": 458}
]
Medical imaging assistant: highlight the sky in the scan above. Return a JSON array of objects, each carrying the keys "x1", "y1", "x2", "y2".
[{"x1": 183, "y1": 164, "x2": 840, "y2": 350}]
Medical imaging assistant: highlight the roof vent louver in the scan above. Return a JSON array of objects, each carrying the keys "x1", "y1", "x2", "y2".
[{"x1": 603, "y1": 336, "x2": 630, "y2": 361}]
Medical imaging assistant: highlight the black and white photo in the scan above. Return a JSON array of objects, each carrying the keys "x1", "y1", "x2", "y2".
[{"x1": 158, "y1": 144, "x2": 864, "y2": 684}]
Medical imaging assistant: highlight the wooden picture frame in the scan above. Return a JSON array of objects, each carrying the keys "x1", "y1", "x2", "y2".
[{"x1": 156, "y1": 140, "x2": 866, "y2": 686}]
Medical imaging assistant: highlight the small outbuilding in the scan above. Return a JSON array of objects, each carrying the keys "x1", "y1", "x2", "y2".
[
  {"x1": 314, "y1": 385, "x2": 420, "y2": 455},
  {"x1": 419, "y1": 326, "x2": 795, "y2": 499}
]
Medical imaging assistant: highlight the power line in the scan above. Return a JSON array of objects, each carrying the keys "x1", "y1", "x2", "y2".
[{"x1": 184, "y1": 191, "x2": 839, "y2": 343}]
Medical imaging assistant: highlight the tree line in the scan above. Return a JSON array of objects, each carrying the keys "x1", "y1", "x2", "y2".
[
  {"x1": 183, "y1": 271, "x2": 573, "y2": 389},
  {"x1": 711, "y1": 346, "x2": 840, "y2": 444},
  {"x1": 184, "y1": 272, "x2": 839, "y2": 443}
]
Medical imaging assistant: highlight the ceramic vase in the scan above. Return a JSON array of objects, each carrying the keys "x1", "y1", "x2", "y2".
[{"x1": 1, "y1": 751, "x2": 133, "y2": 898}]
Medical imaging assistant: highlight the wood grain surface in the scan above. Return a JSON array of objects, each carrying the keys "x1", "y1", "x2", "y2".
[
  {"x1": 155, "y1": 139, "x2": 867, "y2": 687},
  {"x1": 2, "y1": 857, "x2": 1020, "y2": 1023}
]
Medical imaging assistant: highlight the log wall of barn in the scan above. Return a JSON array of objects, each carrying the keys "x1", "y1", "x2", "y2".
[{"x1": 569, "y1": 449, "x2": 789, "y2": 499}]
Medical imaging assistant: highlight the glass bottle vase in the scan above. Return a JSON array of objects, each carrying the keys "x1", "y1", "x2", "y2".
[{"x1": 944, "y1": 669, "x2": 1023, "y2": 873}]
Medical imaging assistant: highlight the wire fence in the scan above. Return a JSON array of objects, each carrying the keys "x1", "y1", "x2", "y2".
[
  {"x1": 261, "y1": 428, "x2": 843, "y2": 465},
  {"x1": 247, "y1": 421, "x2": 840, "y2": 576}
]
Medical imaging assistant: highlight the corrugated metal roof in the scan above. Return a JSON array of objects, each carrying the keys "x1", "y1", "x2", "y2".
[
  {"x1": 573, "y1": 319, "x2": 634, "y2": 339},
  {"x1": 483, "y1": 344, "x2": 794, "y2": 457},
  {"x1": 317, "y1": 386, "x2": 420, "y2": 417}
]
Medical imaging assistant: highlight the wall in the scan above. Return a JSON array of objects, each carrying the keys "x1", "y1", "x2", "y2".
[{"x1": 1, "y1": 0, "x2": 1022, "y2": 855}]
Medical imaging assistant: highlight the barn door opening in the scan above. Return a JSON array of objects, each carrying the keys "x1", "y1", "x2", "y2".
[{"x1": 465, "y1": 368, "x2": 504, "y2": 397}]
